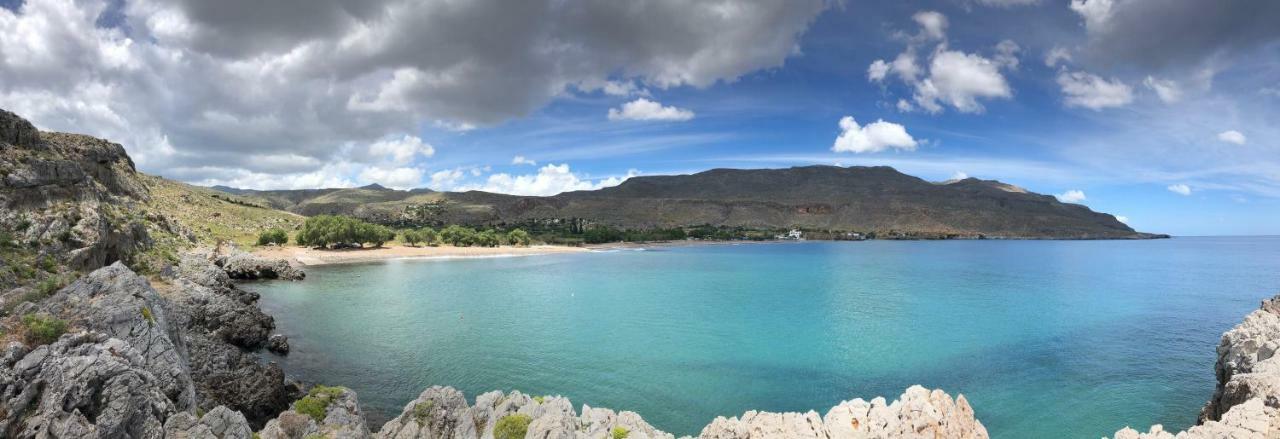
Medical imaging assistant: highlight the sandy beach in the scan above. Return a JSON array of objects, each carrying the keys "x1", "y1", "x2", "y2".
[{"x1": 252, "y1": 244, "x2": 589, "y2": 266}]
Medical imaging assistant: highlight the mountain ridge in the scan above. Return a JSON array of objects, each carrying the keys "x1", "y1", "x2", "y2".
[{"x1": 209, "y1": 164, "x2": 1162, "y2": 239}]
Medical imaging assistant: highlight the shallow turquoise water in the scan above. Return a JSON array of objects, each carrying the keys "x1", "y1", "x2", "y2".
[{"x1": 252, "y1": 237, "x2": 1280, "y2": 437}]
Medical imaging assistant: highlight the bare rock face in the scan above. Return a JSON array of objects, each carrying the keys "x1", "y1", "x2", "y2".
[
  {"x1": 166, "y1": 251, "x2": 299, "y2": 427},
  {"x1": 163, "y1": 405, "x2": 254, "y2": 439},
  {"x1": 217, "y1": 251, "x2": 305, "y2": 281},
  {"x1": 260, "y1": 386, "x2": 369, "y2": 439},
  {"x1": 0, "y1": 332, "x2": 174, "y2": 438},
  {"x1": 0, "y1": 108, "x2": 40, "y2": 148},
  {"x1": 37, "y1": 261, "x2": 198, "y2": 411}
]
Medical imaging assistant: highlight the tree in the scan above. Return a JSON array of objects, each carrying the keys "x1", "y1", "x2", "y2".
[
  {"x1": 420, "y1": 228, "x2": 439, "y2": 246},
  {"x1": 440, "y1": 225, "x2": 476, "y2": 247},
  {"x1": 475, "y1": 230, "x2": 500, "y2": 248},
  {"x1": 506, "y1": 229, "x2": 531, "y2": 247},
  {"x1": 257, "y1": 228, "x2": 288, "y2": 246},
  {"x1": 402, "y1": 229, "x2": 422, "y2": 247},
  {"x1": 296, "y1": 215, "x2": 394, "y2": 249}
]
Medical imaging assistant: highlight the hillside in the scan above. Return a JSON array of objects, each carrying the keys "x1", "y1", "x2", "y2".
[{"x1": 220, "y1": 165, "x2": 1158, "y2": 239}]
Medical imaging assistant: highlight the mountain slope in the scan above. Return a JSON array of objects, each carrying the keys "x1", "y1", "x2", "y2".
[{"x1": 219, "y1": 165, "x2": 1157, "y2": 239}]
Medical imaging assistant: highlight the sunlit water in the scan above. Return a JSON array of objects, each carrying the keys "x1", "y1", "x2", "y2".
[{"x1": 250, "y1": 237, "x2": 1280, "y2": 437}]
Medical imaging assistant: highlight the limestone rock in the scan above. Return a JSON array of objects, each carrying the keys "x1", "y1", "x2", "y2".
[
  {"x1": 218, "y1": 251, "x2": 305, "y2": 281},
  {"x1": 38, "y1": 261, "x2": 198, "y2": 411},
  {"x1": 163, "y1": 405, "x2": 254, "y2": 439},
  {"x1": 268, "y1": 333, "x2": 291, "y2": 355},
  {"x1": 0, "y1": 332, "x2": 173, "y2": 438},
  {"x1": 261, "y1": 386, "x2": 369, "y2": 439},
  {"x1": 0, "y1": 108, "x2": 40, "y2": 147}
]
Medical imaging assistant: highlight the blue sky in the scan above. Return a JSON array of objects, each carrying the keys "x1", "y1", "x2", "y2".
[{"x1": 1, "y1": 0, "x2": 1277, "y2": 235}]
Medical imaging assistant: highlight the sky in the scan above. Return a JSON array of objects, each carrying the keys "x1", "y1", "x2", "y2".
[{"x1": 0, "y1": 0, "x2": 1277, "y2": 236}]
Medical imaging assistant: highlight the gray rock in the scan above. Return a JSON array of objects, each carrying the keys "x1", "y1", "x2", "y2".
[
  {"x1": 218, "y1": 251, "x2": 305, "y2": 281},
  {"x1": 268, "y1": 333, "x2": 291, "y2": 355},
  {"x1": 0, "y1": 332, "x2": 172, "y2": 438},
  {"x1": 0, "y1": 108, "x2": 40, "y2": 148},
  {"x1": 163, "y1": 405, "x2": 254, "y2": 439},
  {"x1": 260, "y1": 386, "x2": 369, "y2": 439},
  {"x1": 38, "y1": 261, "x2": 198, "y2": 411}
]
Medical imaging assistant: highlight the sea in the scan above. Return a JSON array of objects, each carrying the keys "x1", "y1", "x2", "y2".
[{"x1": 251, "y1": 237, "x2": 1280, "y2": 437}]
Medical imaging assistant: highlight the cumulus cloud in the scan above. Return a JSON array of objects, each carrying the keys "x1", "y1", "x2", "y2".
[
  {"x1": 607, "y1": 98, "x2": 695, "y2": 122},
  {"x1": 951, "y1": 171, "x2": 969, "y2": 180},
  {"x1": 512, "y1": 155, "x2": 537, "y2": 166},
  {"x1": 831, "y1": 116, "x2": 918, "y2": 154},
  {"x1": 1056, "y1": 71, "x2": 1133, "y2": 110},
  {"x1": 1115, "y1": 215, "x2": 1129, "y2": 224},
  {"x1": 1167, "y1": 184, "x2": 1192, "y2": 196},
  {"x1": 0, "y1": 0, "x2": 824, "y2": 184},
  {"x1": 1143, "y1": 76, "x2": 1183, "y2": 104},
  {"x1": 464, "y1": 164, "x2": 639, "y2": 196},
  {"x1": 866, "y1": 11, "x2": 1014, "y2": 114},
  {"x1": 1056, "y1": 189, "x2": 1087, "y2": 203},
  {"x1": 1217, "y1": 130, "x2": 1247, "y2": 145},
  {"x1": 1044, "y1": 47, "x2": 1073, "y2": 67}
]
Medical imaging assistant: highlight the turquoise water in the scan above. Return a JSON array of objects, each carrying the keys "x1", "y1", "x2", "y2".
[{"x1": 251, "y1": 237, "x2": 1280, "y2": 438}]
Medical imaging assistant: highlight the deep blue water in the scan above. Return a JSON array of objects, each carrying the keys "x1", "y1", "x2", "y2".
[{"x1": 251, "y1": 237, "x2": 1280, "y2": 438}]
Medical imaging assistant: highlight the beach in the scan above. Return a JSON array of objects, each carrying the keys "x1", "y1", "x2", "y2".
[{"x1": 251, "y1": 244, "x2": 589, "y2": 266}]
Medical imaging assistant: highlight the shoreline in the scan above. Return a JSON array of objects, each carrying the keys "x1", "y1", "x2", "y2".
[{"x1": 251, "y1": 244, "x2": 589, "y2": 266}]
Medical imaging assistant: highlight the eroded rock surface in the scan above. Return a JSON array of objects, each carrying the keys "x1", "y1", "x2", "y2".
[
  {"x1": 261, "y1": 386, "x2": 369, "y2": 439},
  {"x1": 218, "y1": 250, "x2": 305, "y2": 281}
]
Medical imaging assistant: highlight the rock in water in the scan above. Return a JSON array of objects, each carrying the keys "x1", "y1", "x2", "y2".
[
  {"x1": 218, "y1": 251, "x2": 305, "y2": 281},
  {"x1": 268, "y1": 334, "x2": 291, "y2": 355},
  {"x1": 0, "y1": 332, "x2": 173, "y2": 438}
]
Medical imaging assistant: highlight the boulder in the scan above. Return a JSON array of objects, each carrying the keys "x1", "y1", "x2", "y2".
[
  {"x1": 163, "y1": 405, "x2": 254, "y2": 439},
  {"x1": 218, "y1": 251, "x2": 305, "y2": 281},
  {"x1": 261, "y1": 386, "x2": 369, "y2": 439},
  {"x1": 0, "y1": 108, "x2": 40, "y2": 147},
  {"x1": 268, "y1": 333, "x2": 291, "y2": 355}
]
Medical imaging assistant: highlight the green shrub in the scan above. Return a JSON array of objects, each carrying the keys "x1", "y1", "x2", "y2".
[
  {"x1": 141, "y1": 306, "x2": 154, "y2": 326},
  {"x1": 612, "y1": 426, "x2": 630, "y2": 439},
  {"x1": 36, "y1": 275, "x2": 66, "y2": 296},
  {"x1": 440, "y1": 225, "x2": 476, "y2": 247},
  {"x1": 413, "y1": 400, "x2": 435, "y2": 424},
  {"x1": 494, "y1": 414, "x2": 532, "y2": 439},
  {"x1": 533, "y1": 396, "x2": 545, "y2": 404},
  {"x1": 402, "y1": 229, "x2": 423, "y2": 247},
  {"x1": 296, "y1": 216, "x2": 393, "y2": 249},
  {"x1": 257, "y1": 228, "x2": 288, "y2": 246},
  {"x1": 22, "y1": 313, "x2": 67, "y2": 346},
  {"x1": 474, "y1": 230, "x2": 500, "y2": 248},
  {"x1": 294, "y1": 385, "x2": 345, "y2": 422},
  {"x1": 507, "y1": 229, "x2": 531, "y2": 247},
  {"x1": 39, "y1": 255, "x2": 57, "y2": 273}
]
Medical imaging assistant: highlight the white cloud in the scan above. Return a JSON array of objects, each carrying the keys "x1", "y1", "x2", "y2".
[
  {"x1": 1143, "y1": 76, "x2": 1182, "y2": 104},
  {"x1": 512, "y1": 155, "x2": 537, "y2": 166},
  {"x1": 1167, "y1": 184, "x2": 1192, "y2": 196},
  {"x1": 362, "y1": 135, "x2": 434, "y2": 163},
  {"x1": 468, "y1": 164, "x2": 638, "y2": 196},
  {"x1": 896, "y1": 99, "x2": 914, "y2": 112},
  {"x1": 1044, "y1": 47, "x2": 1072, "y2": 67},
  {"x1": 868, "y1": 60, "x2": 890, "y2": 82},
  {"x1": 1069, "y1": 0, "x2": 1114, "y2": 32},
  {"x1": 976, "y1": 0, "x2": 1040, "y2": 5},
  {"x1": 869, "y1": 12, "x2": 1014, "y2": 114},
  {"x1": 1056, "y1": 189, "x2": 1087, "y2": 203},
  {"x1": 607, "y1": 98, "x2": 695, "y2": 122},
  {"x1": 1115, "y1": 215, "x2": 1129, "y2": 224},
  {"x1": 993, "y1": 40, "x2": 1020, "y2": 70},
  {"x1": 951, "y1": 171, "x2": 969, "y2": 180},
  {"x1": 1217, "y1": 130, "x2": 1247, "y2": 145},
  {"x1": 0, "y1": 0, "x2": 824, "y2": 184},
  {"x1": 1057, "y1": 71, "x2": 1133, "y2": 110},
  {"x1": 912, "y1": 11, "x2": 948, "y2": 40},
  {"x1": 430, "y1": 168, "x2": 466, "y2": 189},
  {"x1": 915, "y1": 50, "x2": 1013, "y2": 113},
  {"x1": 831, "y1": 116, "x2": 918, "y2": 154}
]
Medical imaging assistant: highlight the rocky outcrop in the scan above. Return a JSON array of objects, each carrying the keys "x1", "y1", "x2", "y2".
[
  {"x1": 36, "y1": 261, "x2": 197, "y2": 411},
  {"x1": 0, "y1": 332, "x2": 175, "y2": 438},
  {"x1": 1110, "y1": 294, "x2": 1280, "y2": 438},
  {"x1": 373, "y1": 385, "x2": 985, "y2": 439},
  {"x1": 163, "y1": 405, "x2": 254, "y2": 438},
  {"x1": 261, "y1": 386, "x2": 369, "y2": 439},
  {"x1": 217, "y1": 251, "x2": 305, "y2": 281},
  {"x1": 0, "y1": 108, "x2": 40, "y2": 147},
  {"x1": 165, "y1": 251, "x2": 299, "y2": 427}
]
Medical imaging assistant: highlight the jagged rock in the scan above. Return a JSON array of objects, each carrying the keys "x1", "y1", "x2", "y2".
[
  {"x1": 218, "y1": 251, "x2": 305, "y2": 281},
  {"x1": 1112, "y1": 399, "x2": 1279, "y2": 438},
  {"x1": 37, "y1": 261, "x2": 198, "y2": 411},
  {"x1": 0, "y1": 108, "x2": 40, "y2": 148},
  {"x1": 166, "y1": 251, "x2": 298, "y2": 428},
  {"x1": 0, "y1": 332, "x2": 173, "y2": 438},
  {"x1": 261, "y1": 386, "x2": 369, "y2": 439},
  {"x1": 268, "y1": 333, "x2": 291, "y2": 355},
  {"x1": 163, "y1": 405, "x2": 254, "y2": 439}
]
